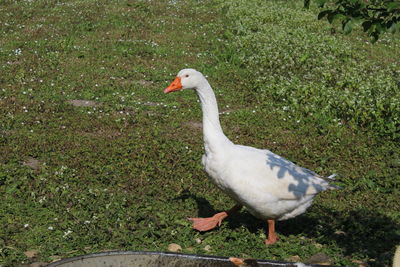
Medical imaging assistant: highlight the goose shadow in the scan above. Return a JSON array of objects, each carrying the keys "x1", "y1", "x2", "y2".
[
  {"x1": 279, "y1": 207, "x2": 400, "y2": 266},
  {"x1": 173, "y1": 189, "x2": 218, "y2": 218}
]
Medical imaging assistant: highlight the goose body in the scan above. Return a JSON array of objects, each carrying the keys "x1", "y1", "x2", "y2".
[
  {"x1": 203, "y1": 144, "x2": 334, "y2": 221},
  {"x1": 164, "y1": 68, "x2": 339, "y2": 244}
]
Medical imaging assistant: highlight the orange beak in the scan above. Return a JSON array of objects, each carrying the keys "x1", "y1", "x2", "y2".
[{"x1": 164, "y1": 77, "x2": 182, "y2": 93}]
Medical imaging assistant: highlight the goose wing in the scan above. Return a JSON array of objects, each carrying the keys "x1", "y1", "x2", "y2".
[{"x1": 229, "y1": 146, "x2": 337, "y2": 200}]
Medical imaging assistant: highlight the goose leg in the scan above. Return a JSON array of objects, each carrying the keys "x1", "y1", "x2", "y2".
[
  {"x1": 188, "y1": 204, "x2": 242, "y2": 232},
  {"x1": 264, "y1": 219, "x2": 279, "y2": 245}
]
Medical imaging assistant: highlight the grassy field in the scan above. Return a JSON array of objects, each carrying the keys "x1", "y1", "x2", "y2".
[{"x1": 0, "y1": 0, "x2": 399, "y2": 266}]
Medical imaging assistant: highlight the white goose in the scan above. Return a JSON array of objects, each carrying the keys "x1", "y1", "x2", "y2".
[{"x1": 164, "y1": 68, "x2": 339, "y2": 244}]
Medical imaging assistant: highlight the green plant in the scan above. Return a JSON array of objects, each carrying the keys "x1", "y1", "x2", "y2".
[{"x1": 305, "y1": 0, "x2": 400, "y2": 42}]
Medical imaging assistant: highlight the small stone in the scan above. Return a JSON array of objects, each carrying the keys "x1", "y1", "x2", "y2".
[
  {"x1": 305, "y1": 253, "x2": 332, "y2": 265},
  {"x1": 195, "y1": 238, "x2": 202, "y2": 244},
  {"x1": 24, "y1": 250, "x2": 38, "y2": 258},
  {"x1": 314, "y1": 243, "x2": 323, "y2": 249},
  {"x1": 229, "y1": 257, "x2": 259, "y2": 267},
  {"x1": 334, "y1": 230, "x2": 347, "y2": 236},
  {"x1": 287, "y1": 255, "x2": 301, "y2": 262},
  {"x1": 28, "y1": 262, "x2": 48, "y2": 267},
  {"x1": 203, "y1": 245, "x2": 211, "y2": 252},
  {"x1": 229, "y1": 257, "x2": 244, "y2": 266},
  {"x1": 351, "y1": 259, "x2": 368, "y2": 267},
  {"x1": 167, "y1": 243, "x2": 182, "y2": 252}
]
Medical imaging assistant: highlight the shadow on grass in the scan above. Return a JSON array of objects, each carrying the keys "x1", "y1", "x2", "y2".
[
  {"x1": 174, "y1": 189, "x2": 218, "y2": 218},
  {"x1": 279, "y1": 207, "x2": 400, "y2": 266},
  {"x1": 175, "y1": 190, "x2": 399, "y2": 266}
]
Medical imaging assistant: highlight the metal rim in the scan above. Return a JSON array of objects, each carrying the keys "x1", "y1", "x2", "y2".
[{"x1": 45, "y1": 250, "x2": 339, "y2": 267}]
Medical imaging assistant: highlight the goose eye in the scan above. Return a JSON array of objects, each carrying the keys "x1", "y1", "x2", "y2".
[{"x1": 185, "y1": 74, "x2": 189, "y2": 78}]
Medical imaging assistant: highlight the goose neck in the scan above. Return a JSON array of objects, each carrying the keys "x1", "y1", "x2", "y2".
[{"x1": 196, "y1": 82, "x2": 231, "y2": 153}]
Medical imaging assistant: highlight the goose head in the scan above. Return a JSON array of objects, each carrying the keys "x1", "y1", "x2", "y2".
[{"x1": 164, "y1": 68, "x2": 206, "y2": 93}]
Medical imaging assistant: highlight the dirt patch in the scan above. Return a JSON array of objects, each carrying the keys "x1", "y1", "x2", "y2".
[
  {"x1": 137, "y1": 80, "x2": 153, "y2": 86},
  {"x1": 67, "y1": 100, "x2": 98, "y2": 107},
  {"x1": 22, "y1": 157, "x2": 42, "y2": 170},
  {"x1": 81, "y1": 129, "x2": 123, "y2": 139},
  {"x1": 143, "y1": 101, "x2": 161, "y2": 106},
  {"x1": 184, "y1": 121, "x2": 202, "y2": 130},
  {"x1": 24, "y1": 249, "x2": 39, "y2": 258}
]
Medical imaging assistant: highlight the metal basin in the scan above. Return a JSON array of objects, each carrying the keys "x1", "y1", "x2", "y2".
[{"x1": 46, "y1": 251, "x2": 338, "y2": 267}]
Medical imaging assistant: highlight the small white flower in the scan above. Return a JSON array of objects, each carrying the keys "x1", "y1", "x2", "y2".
[
  {"x1": 14, "y1": 48, "x2": 22, "y2": 56},
  {"x1": 24, "y1": 224, "x2": 29, "y2": 228},
  {"x1": 84, "y1": 220, "x2": 91, "y2": 224},
  {"x1": 63, "y1": 230, "x2": 72, "y2": 238},
  {"x1": 48, "y1": 226, "x2": 54, "y2": 230}
]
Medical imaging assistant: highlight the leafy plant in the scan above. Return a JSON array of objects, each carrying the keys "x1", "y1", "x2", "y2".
[
  {"x1": 219, "y1": 0, "x2": 399, "y2": 142},
  {"x1": 305, "y1": 0, "x2": 400, "y2": 41}
]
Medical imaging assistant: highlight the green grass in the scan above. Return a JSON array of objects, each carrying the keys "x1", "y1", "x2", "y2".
[{"x1": 0, "y1": 0, "x2": 399, "y2": 266}]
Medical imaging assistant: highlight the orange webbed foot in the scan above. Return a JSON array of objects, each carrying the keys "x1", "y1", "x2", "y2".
[{"x1": 188, "y1": 211, "x2": 228, "y2": 232}]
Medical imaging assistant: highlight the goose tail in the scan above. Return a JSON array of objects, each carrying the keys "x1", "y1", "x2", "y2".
[
  {"x1": 327, "y1": 173, "x2": 337, "y2": 180},
  {"x1": 325, "y1": 174, "x2": 342, "y2": 190}
]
